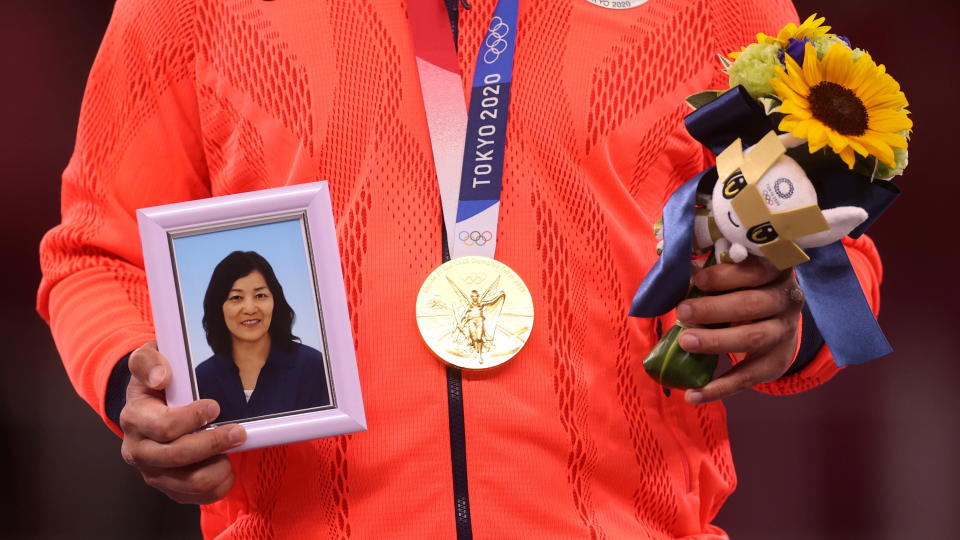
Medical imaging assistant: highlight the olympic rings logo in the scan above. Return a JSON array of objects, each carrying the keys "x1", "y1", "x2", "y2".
[
  {"x1": 483, "y1": 17, "x2": 510, "y2": 64},
  {"x1": 461, "y1": 273, "x2": 487, "y2": 285},
  {"x1": 458, "y1": 230, "x2": 494, "y2": 246}
]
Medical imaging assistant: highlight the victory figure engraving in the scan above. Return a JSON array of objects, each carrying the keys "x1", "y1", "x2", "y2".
[
  {"x1": 446, "y1": 275, "x2": 506, "y2": 364},
  {"x1": 416, "y1": 256, "x2": 534, "y2": 370}
]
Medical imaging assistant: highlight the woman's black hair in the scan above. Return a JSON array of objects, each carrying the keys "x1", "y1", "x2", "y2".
[{"x1": 202, "y1": 251, "x2": 298, "y2": 355}]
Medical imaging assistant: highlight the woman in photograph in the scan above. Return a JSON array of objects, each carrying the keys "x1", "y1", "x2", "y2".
[{"x1": 196, "y1": 250, "x2": 330, "y2": 423}]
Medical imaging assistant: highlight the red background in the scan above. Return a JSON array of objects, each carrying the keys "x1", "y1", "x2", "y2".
[{"x1": 1, "y1": 1, "x2": 956, "y2": 538}]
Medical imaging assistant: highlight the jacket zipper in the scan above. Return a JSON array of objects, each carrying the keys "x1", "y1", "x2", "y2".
[
  {"x1": 442, "y1": 220, "x2": 474, "y2": 540},
  {"x1": 443, "y1": 3, "x2": 474, "y2": 537}
]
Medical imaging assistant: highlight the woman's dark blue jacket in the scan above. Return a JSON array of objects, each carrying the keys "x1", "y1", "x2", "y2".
[{"x1": 196, "y1": 342, "x2": 330, "y2": 423}]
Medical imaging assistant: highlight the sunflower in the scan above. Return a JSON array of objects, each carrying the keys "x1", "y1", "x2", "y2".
[
  {"x1": 758, "y1": 13, "x2": 831, "y2": 47},
  {"x1": 771, "y1": 42, "x2": 911, "y2": 169},
  {"x1": 730, "y1": 14, "x2": 830, "y2": 59}
]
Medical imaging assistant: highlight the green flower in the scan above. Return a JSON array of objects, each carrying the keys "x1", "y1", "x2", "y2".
[
  {"x1": 811, "y1": 35, "x2": 849, "y2": 59},
  {"x1": 728, "y1": 43, "x2": 781, "y2": 99},
  {"x1": 874, "y1": 147, "x2": 909, "y2": 179}
]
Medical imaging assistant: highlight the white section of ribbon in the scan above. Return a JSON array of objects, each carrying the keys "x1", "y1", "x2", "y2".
[
  {"x1": 453, "y1": 203, "x2": 500, "y2": 258},
  {"x1": 415, "y1": 57, "x2": 468, "y2": 257}
]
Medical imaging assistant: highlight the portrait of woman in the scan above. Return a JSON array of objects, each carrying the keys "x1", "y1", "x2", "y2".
[{"x1": 196, "y1": 250, "x2": 331, "y2": 424}]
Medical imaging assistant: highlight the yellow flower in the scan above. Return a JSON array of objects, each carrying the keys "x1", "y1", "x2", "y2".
[
  {"x1": 730, "y1": 14, "x2": 831, "y2": 59},
  {"x1": 758, "y1": 13, "x2": 831, "y2": 47},
  {"x1": 771, "y1": 42, "x2": 911, "y2": 169}
]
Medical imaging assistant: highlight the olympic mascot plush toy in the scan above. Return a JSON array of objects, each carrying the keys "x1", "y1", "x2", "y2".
[{"x1": 681, "y1": 133, "x2": 868, "y2": 270}]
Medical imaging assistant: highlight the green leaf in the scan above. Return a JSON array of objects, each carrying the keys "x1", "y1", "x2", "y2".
[
  {"x1": 685, "y1": 90, "x2": 725, "y2": 110},
  {"x1": 757, "y1": 96, "x2": 782, "y2": 115},
  {"x1": 643, "y1": 324, "x2": 718, "y2": 389}
]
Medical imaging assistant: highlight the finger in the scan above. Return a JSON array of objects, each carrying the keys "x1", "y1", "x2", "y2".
[
  {"x1": 128, "y1": 341, "x2": 171, "y2": 392},
  {"x1": 140, "y1": 456, "x2": 235, "y2": 505},
  {"x1": 677, "y1": 279, "x2": 801, "y2": 326},
  {"x1": 685, "y1": 346, "x2": 794, "y2": 404},
  {"x1": 678, "y1": 318, "x2": 792, "y2": 355},
  {"x1": 126, "y1": 423, "x2": 246, "y2": 469},
  {"x1": 120, "y1": 398, "x2": 221, "y2": 443},
  {"x1": 693, "y1": 255, "x2": 783, "y2": 292}
]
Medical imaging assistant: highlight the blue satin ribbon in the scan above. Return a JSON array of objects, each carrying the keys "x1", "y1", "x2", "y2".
[
  {"x1": 796, "y1": 244, "x2": 891, "y2": 365},
  {"x1": 629, "y1": 169, "x2": 714, "y2": 317},
  {"x1": 629, "y1": 86, "x2": 898, "y2": 368},
  {"x1": 814, "y1": 172, "x2": 901, "y2": 238},
  {"x1": 455, "y1": 0, "x2": 518, "y2": 223},
  {"x1": 684, "y1": 86, "x2": 771, "y2": 154}
]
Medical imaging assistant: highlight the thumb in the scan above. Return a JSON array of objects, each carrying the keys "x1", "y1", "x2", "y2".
[{"x1": 128, "y1": 341, "x2": 172, "y2": 393}]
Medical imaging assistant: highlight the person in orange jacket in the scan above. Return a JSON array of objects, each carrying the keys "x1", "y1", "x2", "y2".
[{"x1": 38, "y1": 0, "x2": 882, "y2": 538}]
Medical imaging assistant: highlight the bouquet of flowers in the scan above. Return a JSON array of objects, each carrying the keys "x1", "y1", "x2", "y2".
[{"x1": 632, "y1": 14, "x2": 911, "y2": 389}]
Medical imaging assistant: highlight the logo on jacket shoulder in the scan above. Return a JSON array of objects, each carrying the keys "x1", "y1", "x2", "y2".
[{"x1": 584, "y1": 0, "x2": 651, "y2": 9}]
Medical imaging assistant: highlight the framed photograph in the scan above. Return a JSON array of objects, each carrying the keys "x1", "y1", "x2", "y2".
[{"x1": 137, "y1": 182, "x2": 365, "y2": 452}]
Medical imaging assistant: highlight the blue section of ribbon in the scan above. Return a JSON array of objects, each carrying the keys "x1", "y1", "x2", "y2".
[
  {"x1": 629, "y1": 85, "x2": 897, "y2": 368},
  {"x1": 457, "y1": 82, "x2": 512, "y2": 206},
  {"x1": 458, "y1": 199, "x2": 499, "y2": 221},
  {"x1": 455, "y1": 0, "x2": 518, "y2": 223},
  {"x1": 684, "y1": 86, "x2": 771, "y2": 154},
  {"x1": 796, "y1": 243, "x2": 892, "y2": 366},
  {"x1": 813, "y1": 172, "x2": 901, "y2": 238},
  {"x1": 629, "y1": 169, "x2": 713, "y2": 317},
  {"x1": 471, "y1": 1, "x2": 516, "y2": 86}
]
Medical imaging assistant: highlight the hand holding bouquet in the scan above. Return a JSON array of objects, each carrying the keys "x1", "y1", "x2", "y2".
[{"x1": 633, "y1": 15, "x2": 911, "y2": 390}]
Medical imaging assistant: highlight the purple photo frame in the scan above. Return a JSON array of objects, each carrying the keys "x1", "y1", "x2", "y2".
[{"x1": 137, "y1": 182, "x2": 365, "y2": 452}]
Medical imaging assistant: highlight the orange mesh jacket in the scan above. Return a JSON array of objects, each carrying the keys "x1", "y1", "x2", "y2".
[{"x1": 38, "y1": 1, "x2": 883, "y2": 538}]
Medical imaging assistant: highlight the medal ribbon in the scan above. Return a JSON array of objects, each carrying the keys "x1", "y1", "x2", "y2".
[{"x1": 410, "y1": 0, "x2": 519, "y2": 259}]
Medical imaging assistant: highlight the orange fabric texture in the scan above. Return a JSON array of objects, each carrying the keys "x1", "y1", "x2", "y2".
[{"x1": 37, "y1": 1, "x2": 884, "y2": 538}]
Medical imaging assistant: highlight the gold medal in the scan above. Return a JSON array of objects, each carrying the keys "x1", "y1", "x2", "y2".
[{"x1": 416, "y1": 256, "x2": 534, "y2": 370}]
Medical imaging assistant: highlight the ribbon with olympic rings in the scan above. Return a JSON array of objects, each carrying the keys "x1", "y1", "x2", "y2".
[
  {"x1": 458, "y1": 230, "x2": 494, "y2": 247},
  {"x1": 409, "y1": 0, "x2": 519, "y2": 260}
]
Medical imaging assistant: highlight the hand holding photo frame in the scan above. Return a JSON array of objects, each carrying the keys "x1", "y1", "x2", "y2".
[{"x1": 138, "y1": 182, "x2": 365, "y2": 452}]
